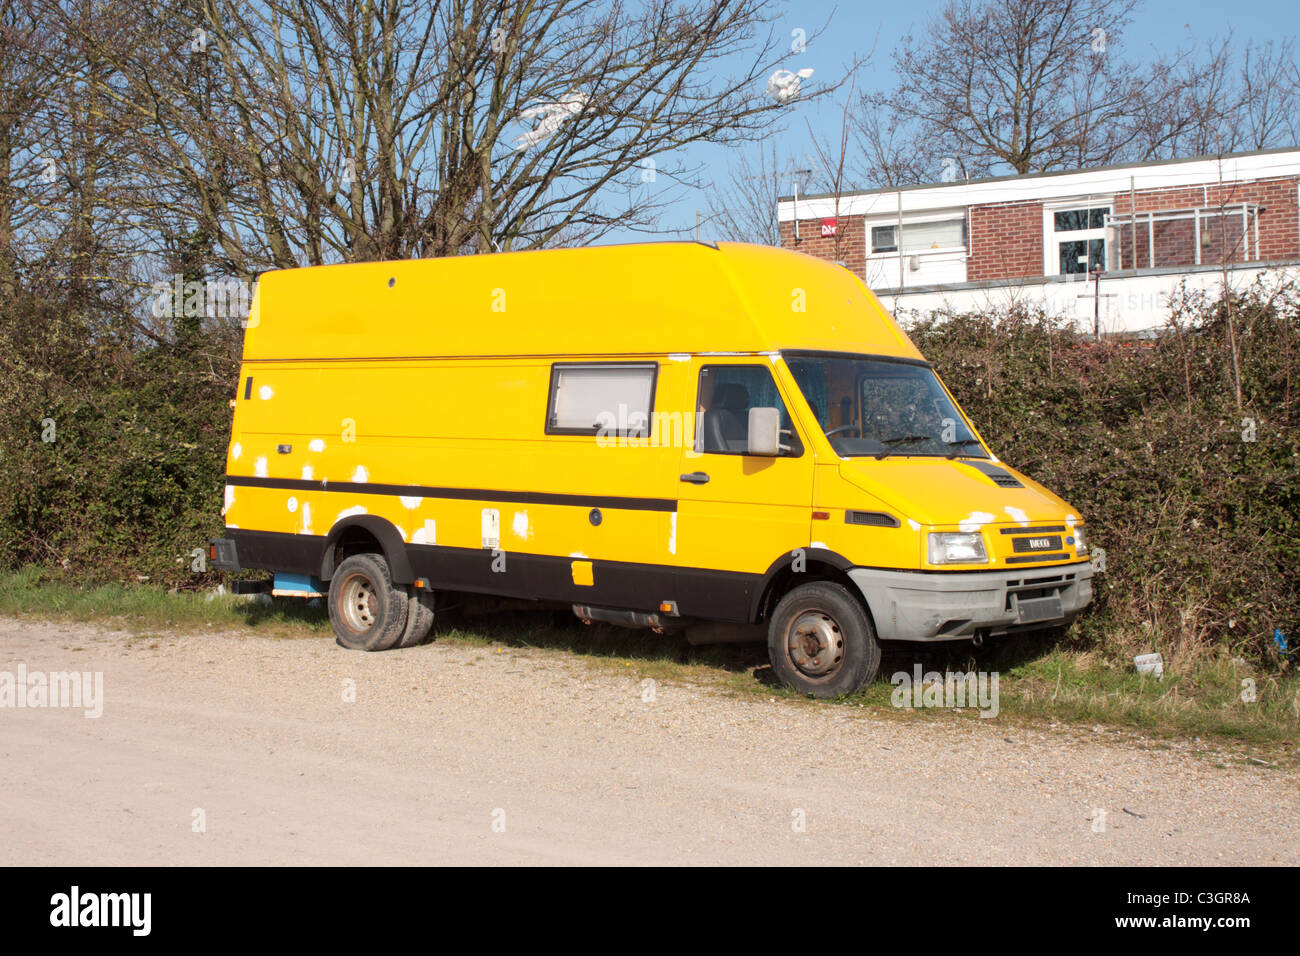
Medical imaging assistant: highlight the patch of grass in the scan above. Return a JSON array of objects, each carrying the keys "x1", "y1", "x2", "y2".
[
  {"x1": 1, "y1": 568, "x2": 1296, "y2": 755},
  {"x1": 0, "y1": 566, "x2": 330, "y2": 638}
]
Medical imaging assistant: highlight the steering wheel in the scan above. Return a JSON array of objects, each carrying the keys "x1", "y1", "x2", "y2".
[{"x1": 824, "y1": 425, "x2": 861, "y2": 438}]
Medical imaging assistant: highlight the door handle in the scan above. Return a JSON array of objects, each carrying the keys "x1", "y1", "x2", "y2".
[{"x1": 679, "y1": 472, "x2": 710, "y2": 484}]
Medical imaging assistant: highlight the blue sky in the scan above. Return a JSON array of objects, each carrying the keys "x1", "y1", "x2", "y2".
[{"x1": 618, "y1": 0, "x2": 1296, "y2": 243}]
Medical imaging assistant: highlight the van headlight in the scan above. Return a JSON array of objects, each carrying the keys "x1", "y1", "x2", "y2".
[
  {"x1": 1073, "y1": 527, "x2": 1087, "y2": 554},
  {"x1": 928, "y1": 532, "x2": 988, "y2": 565}
]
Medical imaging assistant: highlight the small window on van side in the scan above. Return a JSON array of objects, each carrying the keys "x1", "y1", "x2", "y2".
[
  {"x1": 546, "y1": 363, "x2": 657, "y2": 436},
  {"x1": 695, "y1": 365, "x2": 802, "y2": 456}
]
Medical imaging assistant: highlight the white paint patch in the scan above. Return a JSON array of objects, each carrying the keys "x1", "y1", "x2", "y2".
[
  {"x1": 336, "y1": 505, "x2": 367, "y2": 522},
  {"x1": 668, "y1": 513, "x2": 677, "y2": 555},
  {"x1": 958, "y1": 511, "x2": 996, "y2": 533},
  {"x1": 667, "y1": 353, "x2": 691, "y2": 362},
  {"x1": 258, "y1": 385, "x2": 273, "y2": 400},
  {"x1": 223, "y1": 485, "x2": 235, "y2": 514},
  {"x1": 1065, "y1": 513, "x2": 1078, "y2": 528},
  {"x1": 230, "y1": 442, "x2": 242, "y2": 461},
  {"x1": 481, "y1": 508, "x2": 500, "y2": 549},
  {"x1": 351, "y1": 465, "x2": 369, "y2": 483},
  {"x1": 254, "y1": 456, "x2": 268, "y2": 478},
  {"x1": 399, "y1": 496, "x2": 422, "y2": 509},
  {"x1": 569, "y1": 551, "x2": 589, "y2": 558},
  {"x1": 907, "y1": 518, "x2": 921, "y2": 531},
  {"x1": 394, "y1": 525, "x2": 407, "y2": 542},
  {"x1": 511, "y1": 510, "x2": 531, "y2": 541},
  {"x1": 1004, "y1": 506, "x2": 1030, "y2": 525},
  {"x1": 308, "y1": 439, "x2": 325, "y2": 453},
  {"x1": 411, "y1": 519, "x2": 436, "y2": 545},
  {"x1": 989, "y1": 454, "x2": 1000, "y2": 463},
  {"x1": 287, "y1": 496, "x2": 298, "y2": 513},
  {"x1": 299, "y1": 503, "x2": 313, "y2": 535},
  {"x1": 301, "y1": 464, "x2": 313, "y2": 480},
  {"x1": 810, "y1": 541, "x2": 827, "y2": 549}
]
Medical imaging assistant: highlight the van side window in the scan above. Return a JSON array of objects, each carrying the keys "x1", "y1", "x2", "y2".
[
  {"x1": 696, "y1": 365, "x2": 803, "y2": 456},
  {"x1": 546, "y1": 363, "x2": 657, "y2": 436}
]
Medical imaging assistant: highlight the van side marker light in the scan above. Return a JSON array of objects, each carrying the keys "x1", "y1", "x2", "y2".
[
  {"x1": 571, "y1": 561, "x2": 594, "y2": 587},
  {"x1": 812, "y1": 511, "x2": 830, "y2": 520}
]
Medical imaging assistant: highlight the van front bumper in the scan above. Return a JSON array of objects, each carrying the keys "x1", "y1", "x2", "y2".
[{"x1": 847, "y1": 561, "x2": 1093, "y2": 642}]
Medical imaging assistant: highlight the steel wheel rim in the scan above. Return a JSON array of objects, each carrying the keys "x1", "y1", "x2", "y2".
[
  {"x1": 786, "y1": 610, "x2": 845, "y2": 678},
  {"x1": 338, "y1": 572, "x2": 378, "y2": 633}
]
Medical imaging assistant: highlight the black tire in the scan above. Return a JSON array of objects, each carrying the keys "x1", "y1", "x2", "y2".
[
  {"x1": 767, "y1": 581, "x2": 881, "y2": 698},
  {"x1": 395, "y1": 588, "x2": 436, "y2": 648},
  {"x1": 327, "y1": 553, "x2": 408, "y2": 651}
]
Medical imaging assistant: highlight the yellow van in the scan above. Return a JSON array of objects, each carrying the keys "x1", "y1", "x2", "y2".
[{"x1": 210, "y1": 241, "x2": 1093, "y2": 697}]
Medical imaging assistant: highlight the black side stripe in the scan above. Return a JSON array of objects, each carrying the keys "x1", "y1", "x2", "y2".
[{"x1": 224, "y1": 475, "x2": 678, "y2": 513}]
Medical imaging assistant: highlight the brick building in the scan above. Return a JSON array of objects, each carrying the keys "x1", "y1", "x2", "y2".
[{"x1": 777, "y1": 147, "x2": 1300, "y2": 334}]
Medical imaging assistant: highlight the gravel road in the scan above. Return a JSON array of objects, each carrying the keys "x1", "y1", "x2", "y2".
[{"x1": 1, "y1": 616, "x2": 1295, "y2": 866}]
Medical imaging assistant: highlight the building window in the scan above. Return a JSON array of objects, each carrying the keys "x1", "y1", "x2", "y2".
[
  {"x1": 870, "y1": 218, "x2": 967, "y2": 255},
  {"x1": 1052, "y1": 205, "x2": 1110, "y2": 274},
  {"x1": 871, "y1": 225, "x2": 898, "y2": 253},
  {"x1": 546, "y1": 363, "x2": 656, "y2": 436}
]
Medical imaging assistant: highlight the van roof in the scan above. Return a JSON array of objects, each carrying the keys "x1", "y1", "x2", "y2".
[{"x1": 243, "y1": 241, "x2": 922, "y2": 362}]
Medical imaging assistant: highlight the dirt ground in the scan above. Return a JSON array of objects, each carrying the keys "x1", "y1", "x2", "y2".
[{"x1": 1, "y1": 616, "x2": 1295, "y2": 866}]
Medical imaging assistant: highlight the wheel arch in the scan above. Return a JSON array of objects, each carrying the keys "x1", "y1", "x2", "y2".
[
  {"x1": 319, "y1": 515, "x2": 414, "y2": 585},
  {"x1": 749, "y1": 547, "x2": 873, "y2": 626}
]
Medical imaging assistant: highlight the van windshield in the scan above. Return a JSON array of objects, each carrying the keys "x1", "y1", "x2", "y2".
[{"x1": 784, "y1": 354, "x2": 989, "y2": 459}]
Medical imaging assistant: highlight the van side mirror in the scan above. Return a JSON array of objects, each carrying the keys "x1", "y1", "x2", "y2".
[{"x1": 747, "y1": 406, "x2": 782, "y2": 456}]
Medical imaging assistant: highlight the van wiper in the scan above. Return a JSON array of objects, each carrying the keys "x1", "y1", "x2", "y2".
[
  {"x1": 874, "y1": 434, "x2": 929, "y2": 459},
  {"x1": 945, "y1": 438, "x2": 984, "y2": 459}
]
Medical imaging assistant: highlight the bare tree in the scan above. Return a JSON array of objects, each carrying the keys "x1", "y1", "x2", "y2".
[
  {"x1": 854, "y1": 0, "x2": 1300, "y2": 187},
  {"x1": 705, "y1": 142, "x2": 786, "y2": 245},
  {"x1": 77, "y1": 0, "x2": 827, "y2": 278}
]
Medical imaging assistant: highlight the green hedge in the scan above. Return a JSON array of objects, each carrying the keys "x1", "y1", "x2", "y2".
[
  {"x1": 911, "y1": 283, "x2": 1299, "y2": 664},
  {"x1": 2, "y1": 283, "x2": 1296, "y2": 664}
]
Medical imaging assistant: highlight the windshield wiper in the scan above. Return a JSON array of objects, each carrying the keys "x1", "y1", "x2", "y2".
[
  {"x1": 874, "y1": 434, "x2": 930, "y2": 460},
  {"x1": 945, "y1": 437, "x2": 985, "y2": 459}
]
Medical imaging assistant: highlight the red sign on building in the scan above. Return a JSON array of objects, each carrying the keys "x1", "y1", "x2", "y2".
[{"x1": 820, "y1": 217, "x2": 838, "y2": 237}]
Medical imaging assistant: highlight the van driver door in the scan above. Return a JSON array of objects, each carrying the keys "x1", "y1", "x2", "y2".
[{"x1": 671, "y1": 360, "x2": 814, "y2": 622}]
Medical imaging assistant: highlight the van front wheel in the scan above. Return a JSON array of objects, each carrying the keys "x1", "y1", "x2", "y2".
[
  {"x1": 767, "y1": 582, "x2": 880, "y2": 698},
  {"x1": 328, "y1": 553, "x2": 408, "y2": 651}
]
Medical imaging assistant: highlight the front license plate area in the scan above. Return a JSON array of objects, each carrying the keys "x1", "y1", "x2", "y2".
[{"x1": 1017, "y1": 596, "x2": 1064, "y2": 623}]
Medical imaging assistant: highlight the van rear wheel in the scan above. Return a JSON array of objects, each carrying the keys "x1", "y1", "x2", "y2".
[
  {"x1": 395, "y1": 589, "x2": 436, "y2": 648},
  {"x1": 328, "y1": 553, "x2": 408, "y2": 651},
  {"x1": 767, "y1": 581, "x2": 880, "y2": 698}
]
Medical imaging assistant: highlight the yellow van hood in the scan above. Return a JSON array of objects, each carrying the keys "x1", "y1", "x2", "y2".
[{"x1": 837, "y1": 458, "x2": 1078, "y2": 528}]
